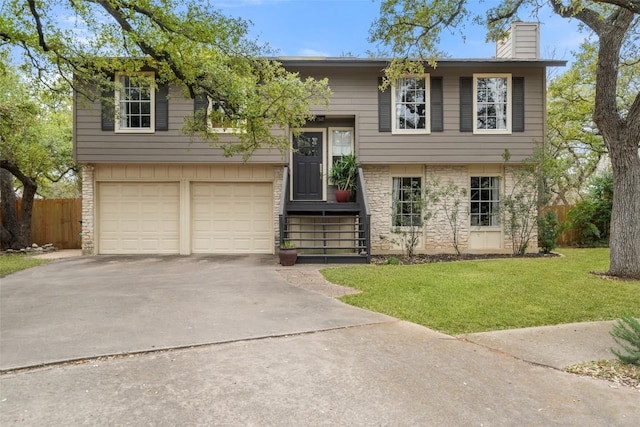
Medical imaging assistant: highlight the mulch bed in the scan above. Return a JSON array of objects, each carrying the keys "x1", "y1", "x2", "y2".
[{"x1": 371, "y1": 252, "x2": 561, "y2": 265}]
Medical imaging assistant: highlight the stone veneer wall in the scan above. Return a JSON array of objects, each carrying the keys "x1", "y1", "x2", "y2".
[
  {"x1": 362, "y1": 165, "x2": 392, "y2": 252},
  {"x1": 424, "y1": 165, "x2": 470, "y2": 252},
  {"x1": 81, "y1": 164, "x2": 95, "y2": 255},
  {"x1": 363, "y1": 164, "x2": 539, "y2": 255},
  {"x1": 503, "y1": 165, "x2": 539, "y2": 254}
]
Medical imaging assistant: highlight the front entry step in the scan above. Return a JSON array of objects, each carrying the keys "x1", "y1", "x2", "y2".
[{"x1": 296, "y1": 254, "x2": 369, "y2": 264}]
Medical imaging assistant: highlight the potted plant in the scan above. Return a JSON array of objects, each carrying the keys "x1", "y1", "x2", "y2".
[
  {"x1": 278, "y1": 240, "x2": 297, "y2": 266},
  {"x1": 328, "y1": 154, "x2": 358, "y2": 202}
]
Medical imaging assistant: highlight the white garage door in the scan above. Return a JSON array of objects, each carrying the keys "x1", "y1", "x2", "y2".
[
  {"x1": 191, "y1": 182, "x2": 273, "y2": 254},
  {"x1": 99, "y1": 183, "x2": 180, "y2": 254}
]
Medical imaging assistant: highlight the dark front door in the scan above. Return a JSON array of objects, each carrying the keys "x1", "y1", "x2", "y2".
[{"x1": 293, "y1": 132, "x2": 323, "y2": 200}]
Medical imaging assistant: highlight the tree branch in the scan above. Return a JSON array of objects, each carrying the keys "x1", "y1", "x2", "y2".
[
  {"x1": 0, "y1": 160, "x2": 38, "y2": 189},
  {"x1": 92, "y1": 0, "x2": 195, "y2": 96},
  {"x1": 27, "y1": 0, "x2": 50, "y2": 52},
  {"x1": 548, "y1": 0, "x2": 605, "y2": 34},
  {"x1": 486, "y1": 0, "x2": 526, "y2": 24},
  {"x1": 597, "y1": 0, "x2": 640, "y2": 14}
]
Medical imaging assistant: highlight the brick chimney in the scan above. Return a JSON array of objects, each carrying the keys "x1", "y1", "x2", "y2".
[{"x1": 496, "y1": 22, "x2": 540, "y2": 59}]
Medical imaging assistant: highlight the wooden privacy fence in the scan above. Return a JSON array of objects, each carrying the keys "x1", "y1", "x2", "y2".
[
  {"x1": 542, "y1": 204, "x2": 579, "y2": 247},
  {"x1": 0, "y1": 199, "x2": 82, "y2": 249}
]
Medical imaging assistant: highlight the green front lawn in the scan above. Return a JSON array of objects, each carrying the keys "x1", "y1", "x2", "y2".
[
  {"x1": 0, "y1": 255, "x2": 49, "y2": 277},
  {"x1": 321, "y1": 248, "x2": 640, "y2": 335}
]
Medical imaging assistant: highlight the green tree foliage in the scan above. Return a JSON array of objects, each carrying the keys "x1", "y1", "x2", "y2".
[
  {"x1": 0, "y1": 58, "x2": 77, "y2": 248},
  {"x1": 544, "y1": 41, "x2": 638, "y2": 205},
  {"x1": 567, "y1": 171, "x2": 613, "y2": 247},
  {"x1": 370, "y1": 0, "x2": 640, "y2": 278},
  {"x1": 0, "y1": 0, "x2": 332, "y2": 158}
]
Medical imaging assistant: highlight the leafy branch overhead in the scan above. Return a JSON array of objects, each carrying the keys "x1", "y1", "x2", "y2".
[{"x1": 1, "y1": 0, "x2": 332, "y2": 158}]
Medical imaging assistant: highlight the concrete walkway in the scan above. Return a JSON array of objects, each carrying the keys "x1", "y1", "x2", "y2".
[{"x1": 1, "y1": 255, "x2": 638, "y2": 426}]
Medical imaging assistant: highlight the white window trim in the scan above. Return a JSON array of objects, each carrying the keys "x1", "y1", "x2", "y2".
[
  {"x1": 391, "y1": 74, "x2": 431, "y2": 135},
  {"x1": 473, "y1": 73, "x2": 512, "y2": 135},
  {"x1": 328, "y1": 127, "x2": 355, "y2": 171},
  {"x1": 391, "y1": 175, "x2": 424, "y2": 228},
  {"x1": 207, "y1": 98, "x2": 245, "y2": 134},
  {"x1": 469, "y1": 174, "x2": 502, "y2": 229},
  {"x1": 114, "y1": 72, "x2": 155, "y2": 134}
]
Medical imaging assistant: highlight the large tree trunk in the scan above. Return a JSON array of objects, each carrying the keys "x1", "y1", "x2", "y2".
[
  {"x1": 592, "y1": 10, "x2": 640, "y2": 279},
  {"x1": 0, "y1": 163, "x2": 36, "y2": 249},
  {"x1": 0, "y1": 168, "x2": 18, "y2": 249},
  {"x1": 608, "y1": 135, "x2": 640, "y2": 278}
]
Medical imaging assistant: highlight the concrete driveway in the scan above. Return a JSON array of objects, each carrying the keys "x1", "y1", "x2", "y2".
[
  {"x1": 0, "y1": 255, "x2": 390, "y2": 370},
  {"x1": 1, "y1": 256, "x2": 639, "y2": 426}
]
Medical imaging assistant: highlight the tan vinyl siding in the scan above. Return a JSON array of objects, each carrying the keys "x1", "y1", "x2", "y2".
[
  {"x1": 292, "y1": 65, "x2": 545, "y2": 164},
  {"x1": 74, "y1": 85, "x2": 286, "y2": 164},
  {"x1": 496, "y1": 38, "x2": 512, "y2": 58},
  {"x1": 76, "y1": 62, "x2": 547, "y2": 165},
  {"x1": 496, "y1": 22, "x2": 539, "y2": 59}
]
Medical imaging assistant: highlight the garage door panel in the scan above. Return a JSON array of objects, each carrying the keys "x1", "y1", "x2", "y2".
[
  {"x1": 191, "y1": 182, "x2": 273, "y2": 254},
  {"x1": 99, "y1": 183, "x2": 180, "y2": 254}
]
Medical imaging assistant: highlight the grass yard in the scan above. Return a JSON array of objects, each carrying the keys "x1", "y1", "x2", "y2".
[
  {"x1": 321, "y1": 248, "x2": 640, "y2": 335},
  {"x1": 0, "y1": 255, "x2": 49, "y2": 277}
]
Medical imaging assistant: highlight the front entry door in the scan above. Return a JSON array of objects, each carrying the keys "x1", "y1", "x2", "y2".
[{"x1": 293, "y1": 132, "x2": 323, "y2": 200}]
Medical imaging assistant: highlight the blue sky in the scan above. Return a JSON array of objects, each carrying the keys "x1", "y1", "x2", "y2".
[{"x1": 213, "y1": 0, "x2": 587, "y2": 61}]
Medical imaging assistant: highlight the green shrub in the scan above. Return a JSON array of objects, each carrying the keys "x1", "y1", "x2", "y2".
[
  {"x1": 538, "y1": 210, "x2": 561, "y2": 253},
  {"x1": 610, "y1": 313, "x2": 640, "y2": 366},
  {"x1": 567, "y1": 172, "x2": 612, "y2": 247},
  {"x1": 382, "y1": 256, "x2": 401, "y2": 265}
]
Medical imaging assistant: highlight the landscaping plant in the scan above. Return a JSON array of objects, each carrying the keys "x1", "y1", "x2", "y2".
[
  {"x1": 567, "y1": 172, "x2": 613, "y2": 247},
  {"x1": 610, "y1": 313, "x2": 640, "y2": 366},
  {"x1": 500, "y1": 151, "x2": 541, "y2": 256},
  {"x1": 538, "y1": 210, "x2": 561, "y2": 254},
  {"x1": 423, "y1": 176, "x2": 467, "y2": 256}
]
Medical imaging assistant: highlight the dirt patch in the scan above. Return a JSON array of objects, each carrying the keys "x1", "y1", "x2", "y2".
[{"x1": 566, "y1": 360, "x2": 640, "y2": 390}]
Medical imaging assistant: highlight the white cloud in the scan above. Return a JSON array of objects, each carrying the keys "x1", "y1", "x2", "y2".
[{"x1": 298, "y1": 48, "x2": 330, "y2": 57}]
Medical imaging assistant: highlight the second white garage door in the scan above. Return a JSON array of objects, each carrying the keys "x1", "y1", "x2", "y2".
[{"x1": 191, "y1": 182, "x2": 273, "y2": 254}]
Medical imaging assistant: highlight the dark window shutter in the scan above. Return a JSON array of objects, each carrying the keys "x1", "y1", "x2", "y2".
[
  {"x1": 512, "y1": 77, "x2": 525, "y2": 132},
  {"x1": 459, "y1": 77, "x2": 473, "y2": 132},
  {"x1": 194, "y1": 95, "x2": 208, "y2": 126},
  {"x1": 155, "y1": 83, "x2": 169, "y2": 131},
  {"x1": 101, "y1": 75, "x2": 115, "y2": 131},
  {"x1": 378, "y1": 77, "x2": 392, "y2": 132},
  {"x1": 430, "y1": 76, "x2": 443, "y2": 132}
]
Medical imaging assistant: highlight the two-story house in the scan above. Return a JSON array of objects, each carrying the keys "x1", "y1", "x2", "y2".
[{"x1": 74, "y1": 22, "x2": 565, "y2": 263}]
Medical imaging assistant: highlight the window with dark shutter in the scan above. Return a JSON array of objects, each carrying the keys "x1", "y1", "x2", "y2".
[
  {"x1": 101, "y1": 75, "x2": 115, "y2": 131},
  {"x1": 155, "y1": 84, "x2": 169, "y2": 131},
  {"x1": 378, "y1": 77, "x2": 392, "y2": 133},
  {"x1": 430, "y1": 77, "x2": 443, "y2": 132},
  {"x1": 512, "y1": 77, "x2": 524, "y2": 132},
  {"x1": 459, "y1": 77, "x2": 473, "y2": 132}
]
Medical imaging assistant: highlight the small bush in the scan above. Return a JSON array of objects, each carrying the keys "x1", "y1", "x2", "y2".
[
  {"x1": 610, "y1": 313, "x2": 640, "y2": 366},
  {"x1": 567, "y1": 172, "x2": 612, "y2": 247},
  {"x1": 538, "y1": 210, "x2": 561, "y2": 253},
  {"x1": 382, "y1": 256, "x2": 401, "y2": 265}
]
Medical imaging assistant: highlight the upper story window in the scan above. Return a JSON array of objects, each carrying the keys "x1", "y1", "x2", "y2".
[
  {"x1": 392, "y1": 76, "x2": 430, "y2": 134},
  {"x1": 473, "y1": 74, "x2": 511, "y2": 134},
  {"x1": 392, "y1": 176, "x2": 423, "y2": 227},
  {"x1": 115, "y1": 72, "x2": 155, "y2": 133},
  {"x1": 470, "y1": 176, "x2": 500, "y2": 227},
  {"x1": 193, "y1": 96, "x2": 244, "y2": 133}
]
